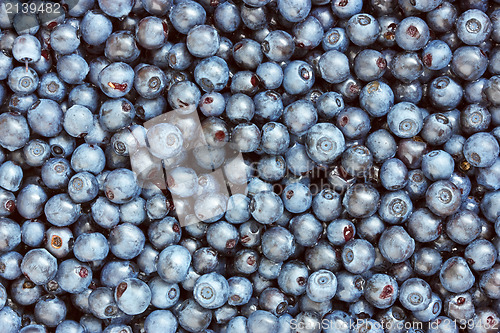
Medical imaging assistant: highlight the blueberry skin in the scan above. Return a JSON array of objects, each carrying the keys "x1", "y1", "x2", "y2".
[
  {"x1": 0, "y1": 218, "x2": 21, "y2": 252},
  {"x1": 342, "y1": 183, "x2": 380, "y2": 218},
  {"x1": 225, "y1": 93, "x2": 254, "y2": 124},
  {"x1": 331, "y1": 0, "x2": 362, "y2": 18},
  {"x1": 34, "y1": 295, "x2": 67, "y2": 327},
  {"x1": 460, "y1": 103, "x2": 490, "y2": 134},
  {"x1": 104, "y1": 168, "x2": 140, "y2": 204},
  {"x1": 157, "y1": 245, "x2": 192, "y2": 284},
  {"x1": 464, "y1": 239, "x2": 497, "y2": 271},
  {"x1": 305, "y1": 122, "x2": 345, "y2": 165},
  {"x1": 194, "y1": 56, "x2": 229, "y2": 93},
  {"x1": 55, "y1": 259, "x2": 92, "y2": 294},
  {"x1": 21, "y1": 219, "x2": 46, "y2": 247},
  {"x1": 27, "y1": 99, "x2": 63, "y2": 138},
  {"x1": 225, "y1": 194, "x2": 251, "y2": 224},
  {"x1": 167, "y1": 80, "x2": 201, "y2": 111},
  {"x1": 261, "y1": 226, "x2": 295, "y2": 262},
  {"x1": 429, "y1": 76, "x2": 463, "y2": 110},
  {"x1": 278, "y1": 260, "x2": 309, "y2": 296},
  {"x1": 387, "y1": 102, "x2": 423, "y2": 138},
  {"x1": 214, "y1": 1, "x2": 241, "y2": 33},
  {"x1": 148, "y1": 217, "x2": 182, "y2": 250},
  {"x1": 81, "y1": 10, "x2": 113, "y2": 46},
  {"x1": 114, "y1": 277, "x2": 152, "y2": 315},
  {"x1": 256, "y1": 62, "x2": 283, "y2": 90},
  {"x1": 254, "y1": 90, "x2": 283, "y2": 122},
  {"x1": 277, "y1": 0, "x2": 311, "y2": 22},
  {"x1": 91, "y1": 197, "x2": 120, "y2": 229},
  {"x1": 379, "y1": 226, "x2": 415, "y2": 263},
  {"x1": 0, "y1": 113, "x2": 29, "y2": 152},
  {"x1": 134, "y1": 65, "x2": 167, "y2": 99},
  {"x1": 249, "y1": 190, "x2": 284, "y2": 224},
  {"x1": 0, "y1": 160, "x2": 23, "y2": 191},
  {"x1": 169, "y1": 0, "x2": 206, "y2": 34},
  {"x1": 463, "y1": 132, "x2": 500, "y2": 168},
  {"x1": 346, "y1": 13, "x2": 380, "y2": 46},
  {"x1": 7, "y1": 66, "x2": 39, "y2": 95},
  {"x1": 55, "y1": 320, "x2": 86, "y2": 333},
  {"x1": 283, "y1": 61, "x2": 315, "y2": 95},
  {"x1": 44, "y1": 193, "x2": 81, "y2": 227},
  {"x1": 144, "y1": 310, "x2": 178, "y2": 333},
  {"x1": 168, "y1": 43, "x2": 194, "y2": 70},
  {"x1": 193, "y1": 272, "x2": 229, "y2": 309},
  {"x1": 233, "y1": 38, "x2": 263, "y2": 70},
  {"x1": 380, "y1": 158, "x2": 408, "y2": 191},
  {"x1": 342, "y1": 239, "x2": 376, "y2": 274},
  {"x1": 186, "y1": 25, "x2": 219, "y2": 58},
  {"x1": 322, "y1": 310, "x2": 353, "y2": 333},
  {"x1": 364, "y1": 274, "x2": 398, "y2": 309},
  {"x1": 37, "y1": 72, "x2": 66, "y2": 102},
  {"x1": 68, "y1": 83, "x2": 100, "y2": 113},
  {"x1": 395, "y1": 17, "x2": 430, "y2": 51},
  {"x1": 359, "y1": 81, "x2": 394, "y2": 117},
  {"x1": 50, "y1": 23, "x2": 80, "y2": 55},
  {"x1": 68, "y1": 172, "x2": 99, "y2": 203},
  {"x1": 422, "y1": 40, "x2": 452, "y2": 70},
  {"x1": 98, "y1": 0, "x2": 134, "y2": 18},
  {"x1": 100, "y1": 260, "x2": 139, "y2": 288},
  {"x1": 175, "y1": 298, "x2": 212, "y2": 332},
  {"x1": 98, "y1": 62, "x2": 134, "y2": 98},
  {"x1": 312, "y1": 188, "x2": 342, "y2": 222},
  {"x1": 282, "y1": 183, "x2": 312, "y2": 214},
  {"x1": 446, "y1": 210, "x2": 482, "y2": 245},
  {"x1": 0, "y1": 52, "x2": 13, "y2": 81},
  {"x1": 293, "y1": 16, "x2": 323, "y2": 50},
  {"x1": 21, "y1": 248, "x2": 58, "y2": 285},
  {"x1": 318, "y1": 50, "x2": 350, "y2": 84},
  {"x1": 326, "y1": 219, "x2": 356, "y2": 246},
  {"x1": 456, "y1": 9, "x2": 492, "y2": 46},
  {"x1": 148, "y1": 276, "x2": 180, "y2": 309},
  {"x1": 109, "y1": 223, "x2": 146, "y2": 260},
  {"x1": 136, "y1": 16, "x2": 168, "y2": 50},
  {"x1": 16, "y1": 184, "x2": 48, "y2": 219},
  {"x1": 56, "y1": 54, "x2": 89, "y2": 85},
  {"x1": 289, "y1": 213, "x2": 322, "y2": 247},
  {"x1": 262, "y1": 30, "x2": 295, "y2": 62},
  {"x1": 73, "y1": 232, "x2": 109, "y2": 262},
  {"x1": 398, "y1": 278, "x2": 432, "y2": 311},
  {"x1": 285, "y1": 143, "x2": 314, "y2": 177},
  {"x1": 322, "y1": 27, "x2": 349, "y2": 52},
  {"x1": 0, "y1": 306, "x2": 21, "y2": 333},
  {"x1": 422, "y1": 150, "x2": 455, "y2": 181},
  {"x1": 477, "y1": 157, "x2": 500, "y2": 191},
  {"x1": 306, "y1": 269, "x2": 337, "y2": 303},
  {"x1": 451, "y1": 46, "x2": 488, "y2": 82},
  {"x1": 440, "y1": 257, "x2": 475, "y2": 293},
  {"x1": 337, "y1": 107, "x2": 371, "y2": 139},
  {"x1": 227, "y1": 316, "x2": 247, "y2": 333}
]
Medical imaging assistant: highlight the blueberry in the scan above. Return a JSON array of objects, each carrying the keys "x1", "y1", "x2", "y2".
[
  {"x1": 55, "y1": 259, "x2": 92, "y2": 294},
  {"x1": 399, "y1": 278, "x2": 432, "y2": 311},
  {"x1": 73, "y1": 232, "x2": 109, "y2": 262},
  {"x1": 440, "y1": 257, "x2": 475, "y2": 293},
  {"x1": 21, "y1": 248, "x2": 58, "y2": 285},
  {"x1": 169, "y1": 0, "x2": 206, "y2": 34},
  {"x1": 109, "y1": 223, "x2": 145, "y2": 260},
  {"x1": 342, "y1": 239, "x2": 376, "y2": 274},
  {"x1": 157, "y1": 245, "x2": 191, "y2": 284},
  {"x1": 144, "y1": 310, "x2": 178, "y2": 333},
  {"x1": 114, "y1": 277, "x2": 151, "y2": 315}
]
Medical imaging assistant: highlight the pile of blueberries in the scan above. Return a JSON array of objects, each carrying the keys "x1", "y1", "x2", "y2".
[{"x1": 0, "y1": 0, "x2": 500, "y2": 332}]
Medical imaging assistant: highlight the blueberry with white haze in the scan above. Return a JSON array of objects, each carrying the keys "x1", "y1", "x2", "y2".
[{"x1": 0, "y1": 0, "x2": 499, "y2": 330}]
